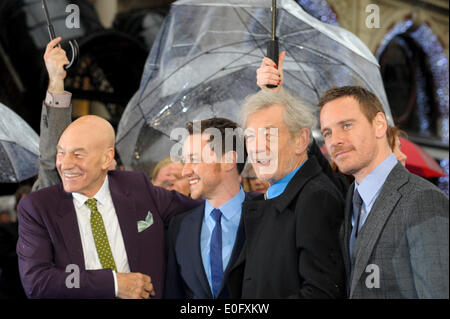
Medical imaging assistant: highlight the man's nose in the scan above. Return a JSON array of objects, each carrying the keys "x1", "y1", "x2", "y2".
[
  {"x1": 182, "y1": 162, "x2": 193, "y2": 177},
  {"x1": 58, "y1": 154, "x2": 75, "y2": 170},
  {"x1": 248, "y1": 138, "x2": 269, "y2": 155},
  {"x1": 330, "y1": 130, "x2": 345, "y2": 149}
]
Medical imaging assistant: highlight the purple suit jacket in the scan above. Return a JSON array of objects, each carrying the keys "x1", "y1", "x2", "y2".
[{"x1": 17, "y1": 170, "x2": 200, "y2": 299}]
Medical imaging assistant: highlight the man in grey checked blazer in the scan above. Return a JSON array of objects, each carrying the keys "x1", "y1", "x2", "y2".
[{"x1": 318, "y1": 86, "x2": 448, "y2": 299}]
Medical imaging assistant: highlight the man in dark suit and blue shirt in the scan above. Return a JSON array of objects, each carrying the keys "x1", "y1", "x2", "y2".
[{"x1": 164, "y1": 118, "x2": 249, "y2": 299}]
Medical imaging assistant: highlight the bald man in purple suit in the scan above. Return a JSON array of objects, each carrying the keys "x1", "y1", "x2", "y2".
[{"x1": 16, "y1": 38, "x2": 200, "y2": 299}]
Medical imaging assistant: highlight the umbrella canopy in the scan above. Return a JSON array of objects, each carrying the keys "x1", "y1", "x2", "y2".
[
  {"x1": 116, "y1": 0, "x2": 392, "y2": 171},
  {"x1": 400, "y1": 137, "x2": 445, "y2": 178},
  {"x1": 0, "y1": 103, "x2": 40, "y2": 183}
]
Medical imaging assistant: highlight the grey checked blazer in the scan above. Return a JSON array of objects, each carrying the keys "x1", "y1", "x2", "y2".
[
  {"x1": 341, "y1": 163, "x2": 449, "y2": 299},
  {"x1": 32, "y1": 103, "x2": 72, "y2": 191}
]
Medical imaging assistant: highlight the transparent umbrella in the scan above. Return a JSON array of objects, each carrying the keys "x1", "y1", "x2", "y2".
[
  {"x1": 116, "y1": 0, "x2": 392, "y2": 172},
  {"x1": 0, "y1": 103, "x2": 40, "y2": 183}
]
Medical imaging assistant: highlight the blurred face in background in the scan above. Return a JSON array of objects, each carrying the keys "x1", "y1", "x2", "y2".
[
  {"x1": 153, "y1": 162, "x2": 190, "y2": 196},
  {"x1": 0, "y1": 212, "x2": 12, "y2": 224},
  {"x1": 248, "y1": 178, "x2": 270, "y2": 193}
]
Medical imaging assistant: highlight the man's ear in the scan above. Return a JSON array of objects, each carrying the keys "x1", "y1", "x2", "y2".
[
  {"x1": 102, "y1": 147, "x2": 115, "y2": 170},
  {"x1": 294, "y1": 128, "x2": 310, "y2": 155},
  {"x1": 223, "y1": 150, "x2": 237, "y2": 172},
  {"x1": 373, "y1": 112, "x2": 388, "y2": 139}
]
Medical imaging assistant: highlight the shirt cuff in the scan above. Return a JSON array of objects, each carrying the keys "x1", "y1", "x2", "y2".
[
  {"x1": 112, "y1": 270, "x2": 118, "y2": 297},
  {"x1": 45, "y1": 91, "x2": 72, "y2": 108}
]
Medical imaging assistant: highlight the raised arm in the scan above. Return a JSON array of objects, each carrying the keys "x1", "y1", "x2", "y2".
[{"x1": 32, "y1": 38, "x2": 72, "y2": 191}]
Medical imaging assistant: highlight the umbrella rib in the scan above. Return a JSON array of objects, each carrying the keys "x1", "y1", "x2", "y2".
[
  {"x1": 283, "y1": 69, "x2": 318, "y2": 92},
  {"x1": 281, "y1": 41, "x2": 373, "y2": 96},
  {"x1": 0, "y1": 142, "x2": 15, "y2": 182},
  {"x1": 300, "y1": 46, "x2": 378, "y2": 89},
  {"x1": 137, "y1": 39, "x2": 264, "y2": 110},
  {"x1": 115, "y1": 104, "x2": 146, "y2": 145},
  {"x1": 148, "y1": 45, "x2": 262, "y2": 121},
  {"x1": 138, "y1": 2, "x2": 274, "y2": 107},
  {"x1": 283, "y1": 48, "x2": 372, "y2": 99},
  {"x1": 151, "y1": 44, "x2": 270, "y2": 125},
  {"x1": 207, "y1": 49, "x2": 264, "y2": 60},
  {"x1": 149, "y1": 123, "x2": 172, "y2": 140},
  {"x1": 234, "y1": 4, "x2": 273, "y2": 39},
  {"x1": 233, "y1": 5, "x2": 328, "y2": 58},
  {"x1": 282, "y1": 39, "x2": 360, "y2": 67},
  {"x1": 0, "y1": 141, "x2": 19, "y2": 182},
  {"x1": 278, "y1": 28, "x2": 322, "y2": 43},
  {"x1": 277, "y1": 17, "x2": 377, "y2": 68},
  {"x1": 115, "y1": 102, "x2": 173, "y2": 156},
  {"x1": 283, "y1": 46, "x2": 320, "y2": 100},
  {"x1": 229, "y1": 4, "x2": 267, "y2": 58},
  {"x1": 281, "y1": 43, "x2": 339, "y2": 87},
  {"x1": 185, "y1": 50, "x2": 263, "y2": 69}
]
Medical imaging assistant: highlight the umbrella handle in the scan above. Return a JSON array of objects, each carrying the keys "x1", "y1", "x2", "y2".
[
  {"x1": 64, "y1": 39, "x2": 79, "y2": 70},
  {"x1": 42, "y1": 0, "x2": 79, "y2": 70},
  {"x1": 266, "y1": 39, "x2": 279, "y2": 89}
]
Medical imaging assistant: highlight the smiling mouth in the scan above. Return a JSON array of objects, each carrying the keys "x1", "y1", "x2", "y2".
[
  {"x1": 189, "y1": 178, "x2": 200, "y2": 186},
  {"x1": 62, "y1": 172, "x2": 82, "y2": 179}
]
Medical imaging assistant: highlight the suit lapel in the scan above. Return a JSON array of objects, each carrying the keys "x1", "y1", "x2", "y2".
[
  {"x1": 342, "y1": 184, "x2": 354, "y2": 288},
  {"x1": 349, "y1": 164, "x2": 408, "y2": 297},
  {"x1": 227, "y1": 195, "x2": 266, "y2": 279},
  {"x1": 194, "y1": 208, "x2": 213, "y2": 298},
  {"x1": 55, "y1": 187, "x2": 85, "y2": 269},
  {"x1": 224, "y1": 199, "x2": 246, "y2": 276},
  {"x1": 272, "y1": 157, "x2": 322, "y2": 213},
  {"x1": 218, "y1": 195, "x2": 247, "y2": 297},
  {"x1": 179, "y1": 205, "x2": 212, "y2": 298},
  {"x1": 108, "y1": 174, "x2": 140, "y2": 272}
]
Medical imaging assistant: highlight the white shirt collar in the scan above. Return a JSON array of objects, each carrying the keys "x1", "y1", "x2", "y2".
[{"x1": 72, "y1": 175, "x2": 110, "y2": 209}]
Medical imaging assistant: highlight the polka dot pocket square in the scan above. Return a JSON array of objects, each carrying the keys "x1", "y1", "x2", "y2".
[{"x1": 137, "y1": 211, "x2": 154, "y2": 233}]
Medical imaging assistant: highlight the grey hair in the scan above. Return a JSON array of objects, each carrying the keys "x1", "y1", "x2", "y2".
[{"x1": 241, "y1": 88, "x2": 317, "y2": 144}]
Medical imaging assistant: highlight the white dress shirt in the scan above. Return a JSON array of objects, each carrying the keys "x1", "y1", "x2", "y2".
[{"x1": 72, "y1": 176, "x2": 130, "y2": 296}]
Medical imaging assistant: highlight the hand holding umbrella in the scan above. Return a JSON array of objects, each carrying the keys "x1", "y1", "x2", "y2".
[
  {"x1": 257, "y1": 51, "x2": 286, "y2": 92},
  {"x1": 266, "y1": 0, "x2": 278, "y2": 88},
  {"x1": 44, "y1": 37, "x2": 70, "y2": 94},
  {"x1": 41, "y1": 0, "x2": 79, "y2": 70}
]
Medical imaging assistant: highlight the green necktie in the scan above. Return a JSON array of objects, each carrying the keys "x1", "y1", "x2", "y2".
[{"x1": 85, "y1": 198, "x2": 117, "y2": 271}]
